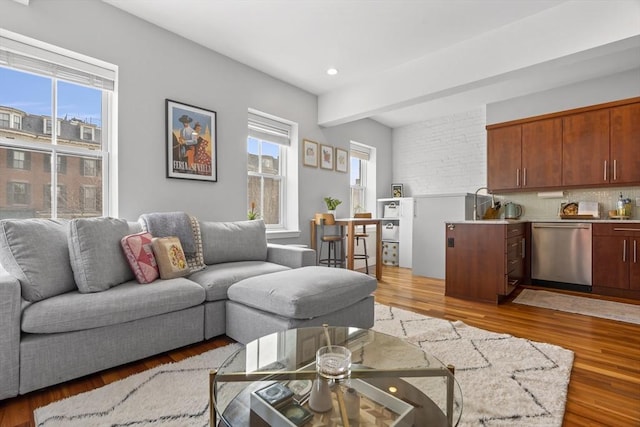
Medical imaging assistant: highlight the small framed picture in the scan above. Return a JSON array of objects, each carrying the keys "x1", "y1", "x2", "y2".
[
  {"x1": 302, "y1": 139, "x2": 318, "y2": 167},
  {"x1": 320, "y1": 144, "x2": 334, "y2": 170},
  {"x1": 392, "y1": 183, "x2": 403, "y2": 198},
  {"x1": 335, "y1": 148, "x2": 348, "y2": 173}
]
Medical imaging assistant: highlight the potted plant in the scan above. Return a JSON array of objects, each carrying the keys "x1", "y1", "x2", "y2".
[
  {"x1": 324, "y1": 197, "x2": 342, "y2": 216},
  {"x1": 247, "y1": 202, "x2": 260, "y2": 220}
]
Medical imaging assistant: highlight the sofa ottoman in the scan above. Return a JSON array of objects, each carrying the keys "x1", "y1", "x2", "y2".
[{"x1": 225, "y1": 266, "x2": 377, "y2": 343}]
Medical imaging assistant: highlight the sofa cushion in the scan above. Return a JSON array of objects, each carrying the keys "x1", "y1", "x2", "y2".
[
  {"x1": 151, "y1": 236, "x2": 191, "y2": 279},
  {"x1": 188, "y1": 261, "x2": 289, "y2": 301},
  {"x1": 227, "y1": 266, "x2": 377, "y2": 319},
  {"x1": 200, "y1": 220, "x2": 268, "y2": 265},
  {"x1": 21, "y1": 278, "x2": 205, "y2": 333},
  {"x1": 0, "y1": 219, "x2": 76, "y2": 302},
  {"x1": 121, "y1": 232, "x2": 159, "y2": 284},
  {"x1": 68, "y1": 217, "x2": 134, "y2": 293}
]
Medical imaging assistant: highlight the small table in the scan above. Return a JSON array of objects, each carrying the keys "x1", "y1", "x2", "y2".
[
  {"x1": 309, "y1": 218, "x2": 383, "y2": 280},
  {"x1": 210, "y1": 327, "x2": 462, "y2": 426}
]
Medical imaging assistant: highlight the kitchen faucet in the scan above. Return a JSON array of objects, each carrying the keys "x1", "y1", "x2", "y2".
[{"x1": 473, "y1": 186, "x2": 495, "y2": 220}]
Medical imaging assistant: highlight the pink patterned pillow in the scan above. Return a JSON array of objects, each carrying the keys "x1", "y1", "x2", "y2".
[{"x1": 121, "y1": 232, "x2": 159, "y2": 284}]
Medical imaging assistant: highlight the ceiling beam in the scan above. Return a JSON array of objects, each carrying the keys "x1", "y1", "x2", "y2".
[{"x1": 318, "y1": 0, "x2": 640, "y2": 127}]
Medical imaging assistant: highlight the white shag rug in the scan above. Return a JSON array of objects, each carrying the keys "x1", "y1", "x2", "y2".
[
  {"x1": 34, "y1": 304, "x2": 574, "y2": 427},
  {"x1": 513, "y1": 288, "x2": 640, "y2": 325}
]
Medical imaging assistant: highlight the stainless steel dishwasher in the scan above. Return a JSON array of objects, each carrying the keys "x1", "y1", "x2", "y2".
[{"x1": 531, "y1": 222, "x2": 592, "y2": 287}]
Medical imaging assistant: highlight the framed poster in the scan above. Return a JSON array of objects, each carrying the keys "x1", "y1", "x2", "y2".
[
  {"x1": 320, "y1": 144, "x2": 334, "y2": 170},
  {"x1": 166, "y1": 99, "x2": 217, "y2": 181},
  {"x1": 392, "y1": 183, "x2": 404, "y2": 198},
  {"x1": 302, "y1": 139, "x2": 319, "y2": 167},
  {"x1": 335, "y1": 148, "x2": 348, "y2": 173}
]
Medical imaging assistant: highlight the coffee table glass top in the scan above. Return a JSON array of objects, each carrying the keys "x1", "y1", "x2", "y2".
[{"x1": 212, "y1": 326, "x2": 462, "y2": 426}]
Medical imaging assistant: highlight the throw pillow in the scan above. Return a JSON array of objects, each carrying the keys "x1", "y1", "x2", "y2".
[
  {"x1": 121, "y1": 232, "x2": 159, "y2": 284},
  {"x1": 68, "y1": 217, "x2": 135, "y2": 293},
  {"x1": 0, "y1": 218, "x2": 76, "y2": 302},
  {"x1": 151, "y1": 236, "x2": 191, "y2": 279},
  {"x1": 199, "y1": 219, "x2": 268, "y2": 265}
]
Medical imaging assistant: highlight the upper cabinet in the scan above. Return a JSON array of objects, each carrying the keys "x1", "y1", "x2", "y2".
[
  {"x1": 610, "y1": 103, "x2": 640, "y2": 185},
  {"x1": 487, "y1": 118, "x2": 562, "y2": 192},
  {"x1": 487, "y1": 98, "x2": 640, "y2": 193},
  {"x1": 562, "y1": 109, "x2": 610, "y2": 186}
]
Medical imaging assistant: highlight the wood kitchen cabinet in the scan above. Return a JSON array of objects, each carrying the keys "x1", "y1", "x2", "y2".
[
  {"x1": 487, "y1": 118, "x2": 562, "y2": 192},
  {"x1": 610, "y1": 103, "x2": 640, "y2": 185},
  {"x1": 445, "y1": 222, "x2": 525, "y2": 303},
  {"x1": 592, "y1": 223, "x2": 640, "y2": 299},
  {"x1": 487, "y1": 97, "x2": 640, "y2": 192},
  {"x1": 562, "y1": 109, "x2": 610, "y2": 186}
]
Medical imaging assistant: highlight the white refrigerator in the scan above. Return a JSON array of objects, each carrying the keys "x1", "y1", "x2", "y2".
[{"x1": 411, "y1": 193, "x2": 491, "y2": 279}]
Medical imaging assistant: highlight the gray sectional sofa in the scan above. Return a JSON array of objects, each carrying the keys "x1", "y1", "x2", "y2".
[{"x1": 0, "y1": 216, "x2": 377, "y2": 400}]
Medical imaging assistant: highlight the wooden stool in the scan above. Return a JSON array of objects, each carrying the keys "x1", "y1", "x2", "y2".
[{"x1": 314, "y1": 213, "x2": 344, "y2": 268}]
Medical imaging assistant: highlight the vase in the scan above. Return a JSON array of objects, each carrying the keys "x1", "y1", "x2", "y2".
[{"x1": 327, "y1": 209, "x2": 336, "y2": 218}]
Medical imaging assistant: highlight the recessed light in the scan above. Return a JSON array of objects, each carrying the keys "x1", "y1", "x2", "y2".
[{"x1": 326, "y1": 68, "x2": 338, "y2": 76}]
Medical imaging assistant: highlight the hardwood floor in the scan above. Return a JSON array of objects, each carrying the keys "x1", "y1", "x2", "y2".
[{"x1": 1, "y1": 266, "x2": 638, "y2": 426}]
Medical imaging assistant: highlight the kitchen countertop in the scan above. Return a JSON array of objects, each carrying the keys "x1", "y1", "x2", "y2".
[{"x1": 447, "y1": 218, "x2": 640, "y2": 224}]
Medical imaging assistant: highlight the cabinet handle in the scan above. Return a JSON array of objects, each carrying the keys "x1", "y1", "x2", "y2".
[
  {"x1": 623, "y1": 239, "x2": 627, "y2": 262},
  {"x1": 516, "y1": 169, "x2": 520, "y2": 187},
  {"x1": 634, "y1": 240, "x2": 637, "y2": 264},
  {"x1": 523, "y1": 168, "x2": 527, "y2": 187},
  {"x1": 613, "y1": 159, "x2": 617, "y2": 181},
  {"x1": 604, "y1": 160, "x2": 607, "y2": 182},
  {"x1": 613, "y1": 228, "x2": 640, "y2": 232},
  {"x1": 522, "y1": 238, "x2": 525, "y2": 259}
]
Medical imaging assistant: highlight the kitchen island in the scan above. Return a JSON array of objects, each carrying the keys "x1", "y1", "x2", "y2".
[{"x1": 444, "y1": 219, "x2": 640, "y2": 303}]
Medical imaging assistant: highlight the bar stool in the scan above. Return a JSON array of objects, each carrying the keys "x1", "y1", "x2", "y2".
[
  {"x1": 352, "y1": 212, "x2": 372, "y2": 274},
  {"x1": 314, "y1": 213, "x2": 344, "y2": 268}
]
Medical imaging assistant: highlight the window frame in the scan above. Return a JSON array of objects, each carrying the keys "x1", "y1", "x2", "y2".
[{"x1": 247, "y1": 109, "x2": 299, "y2": 239}]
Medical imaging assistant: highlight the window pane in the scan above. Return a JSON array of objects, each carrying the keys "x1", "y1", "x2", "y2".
[
  {"x1": 247, "y1": 137, "x2": 259, "y2": 173},
  {"x1": 262, "y1": 176, "x2": 281, "y2": 225},
  {"x1": 0, "y1": 147, "x2": 43, "y2": 219},
  {"x1": 57, "y1": 80, "x2": 102, "y2": 150},
  {"x1": 350, "y1": 158, "x2": 361, "y2": 186},
  {"x1": 247, "y1": 175, "x2": 262, "y2": 219},
  {"x1": 0, "y1": 67, "x2": 52, "y2": 145},
  {"x1": 261, "y1": 141, "x2": 280, "y2": 174},
  {"x1": 59, "y1": 154, "x2": 102, "y2": 218}
]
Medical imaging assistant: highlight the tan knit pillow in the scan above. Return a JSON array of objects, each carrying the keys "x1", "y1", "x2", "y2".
[{"x1": 151, "y1": 236, "x2": 190, "y2": 279}]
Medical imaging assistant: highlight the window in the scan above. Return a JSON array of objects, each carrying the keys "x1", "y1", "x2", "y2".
[
  {"x1": 7, "y1": 182, "x2": 30, "y2": 205},
  {"x1": 0, "y1": 29, "x2": 116, "y2": 219},
  {"x1": 350, "y1": 143, "x2": 371, "y2": 215},
  {"x1": 7, "y1": 150, "x2": 30, "y2": 170},
  {"x1": 247, "y1": 111, "x2": 299, "y2": 237}
]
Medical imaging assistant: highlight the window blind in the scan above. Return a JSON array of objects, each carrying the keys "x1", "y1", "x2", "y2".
[
  {"x1": 248, "y1": 112, "x2": 291, "y2": 146},
  {"x1": 351, "y1": 145, "x2": 370, "y2": 161},
  {"x1": 0, "y1": 33, "x2": 116, "y2": 90}
]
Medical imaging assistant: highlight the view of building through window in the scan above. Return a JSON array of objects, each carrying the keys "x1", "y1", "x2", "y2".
[
  {"x1": 247, "y1": 136, "x2": 282, "y2": 226},
  {"x1": 0, "y1": 64, "x2": 106, "y2": 220}
]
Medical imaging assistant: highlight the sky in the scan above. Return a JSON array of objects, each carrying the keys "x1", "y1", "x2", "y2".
[{"x1": 0, "y1": 66, "x2": 102, "y2": 126}]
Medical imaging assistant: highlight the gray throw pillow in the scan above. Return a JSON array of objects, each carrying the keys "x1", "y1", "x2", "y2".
[
  {"x1": 68, "y1": 217, "x2": 134, "y2": 293},
  {"x1": 200, "y1": 220, "x2": 268, "y2": 265},
  {"x1": 0, "y1": 219, "x2": 76, "y2": 302}
]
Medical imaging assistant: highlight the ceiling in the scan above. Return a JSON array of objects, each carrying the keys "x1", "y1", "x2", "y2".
[{"x1": 103, "y1": 0, "x2": 640, "y2": 128}]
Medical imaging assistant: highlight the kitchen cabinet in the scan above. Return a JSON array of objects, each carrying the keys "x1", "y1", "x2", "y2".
[
  {"x1": 610, "y1": 103, "x2": 640, "y2": 185},
  {"x1": 562, "y1": 109, "x2": 610, "y2": 186},
  {"x1": 445, "y1": 222, "x2": 525, "y2": 303},
  {"x1": 487, "y1": 118, "x2": 562, "y2": 192},
  {"x1": 592, "y1": 223, "x2": 640, "y2": 299},
  {"x1": 377, "y1": 197, "x2": 413, "y2": 268},
  {"x1": 487, "y1": 97, "x2": 640, "y2": 192}
]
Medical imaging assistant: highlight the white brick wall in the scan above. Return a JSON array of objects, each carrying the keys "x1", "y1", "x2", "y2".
[{"x1": 392, "y1": 107, "x2": 487, "y2": 196}]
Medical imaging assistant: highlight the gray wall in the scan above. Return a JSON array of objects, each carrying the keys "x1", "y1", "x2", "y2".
[{"x1": 0, "y1": 0, "x2": 392, "y2": 246}]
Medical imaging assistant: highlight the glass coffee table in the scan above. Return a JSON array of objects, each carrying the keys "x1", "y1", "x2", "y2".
[{"x1": 210, "y1": 326, "x2": 462, "y2": 427}]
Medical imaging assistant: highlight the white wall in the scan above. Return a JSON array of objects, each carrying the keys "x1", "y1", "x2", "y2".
[
  {"x1": 392, "y1": 107, "x2": 487, "y2": 197},
  {"x1": 0, "y1": 0, "x2": 393, "y2": 246}
]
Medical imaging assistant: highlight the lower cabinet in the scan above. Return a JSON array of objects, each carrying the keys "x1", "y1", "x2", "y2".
[
  {"x1": 593, "y1": 223, "x2": 640, "y2": 298},
  {"x1": 445, "y1": 222, "x2": 525, "y2": 304}
]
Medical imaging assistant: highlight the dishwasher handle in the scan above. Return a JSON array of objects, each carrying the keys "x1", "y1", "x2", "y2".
[{"x1": 532, "y1": 223, "x2": 592, "y2": 229}]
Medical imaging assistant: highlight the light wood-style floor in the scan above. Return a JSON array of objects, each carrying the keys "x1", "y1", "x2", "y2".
[{"x1": 1, "y1": 266, "x2": 638, "y2": 427}]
